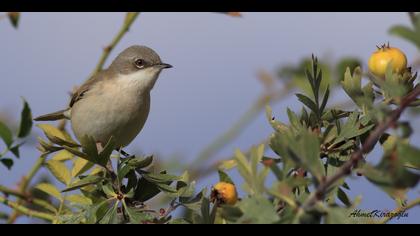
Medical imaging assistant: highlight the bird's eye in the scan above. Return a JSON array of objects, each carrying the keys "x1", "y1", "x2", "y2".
[{"x1": 134, "y1": 58, "x2": 145, "y2": 68}]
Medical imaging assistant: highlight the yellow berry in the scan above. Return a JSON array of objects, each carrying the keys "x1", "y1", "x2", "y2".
[
  {"x1": 368, "y1": 45, "x2": 407, "y2": 78},
  {"x1": 211, "y1": 182, "x2": 238, "y2": 205}
]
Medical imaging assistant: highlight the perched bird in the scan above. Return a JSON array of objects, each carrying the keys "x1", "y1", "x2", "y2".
[{"x1": 34, "y1": 45, "x2": 172, "y2": 151}]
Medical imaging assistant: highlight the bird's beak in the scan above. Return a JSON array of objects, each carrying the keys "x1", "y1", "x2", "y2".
[{"x1": 157, "y1": 63, "x2": 173, "y2": 69}]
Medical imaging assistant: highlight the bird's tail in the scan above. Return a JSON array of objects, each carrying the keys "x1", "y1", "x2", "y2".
[{"x1": 34, "y1": 109, "x2": 70, "y2": 121}]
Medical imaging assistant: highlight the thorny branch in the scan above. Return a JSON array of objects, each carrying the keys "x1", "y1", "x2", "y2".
[
  {"x1": 378, "y1": 197, "x2": 420, "y2": 224},
  {"x1": 92, "y1": 12, "x2": 140, "y2": 76},
  {"x1": 303, "y1": 85, "x2": 420, "y2": 209}
]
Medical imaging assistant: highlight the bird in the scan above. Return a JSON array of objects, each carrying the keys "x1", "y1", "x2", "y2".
[{"x1": 34, "y1": 45, "x2": 172, "y2": 153}]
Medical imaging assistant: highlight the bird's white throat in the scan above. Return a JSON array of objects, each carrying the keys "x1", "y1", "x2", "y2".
[{"x1": 117, "y1": 67, "x2": 161, "y2": 92}]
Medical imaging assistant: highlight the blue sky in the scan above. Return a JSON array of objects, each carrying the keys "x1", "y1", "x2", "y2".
[{"x1": 1, "y1": 12, "x2": 419, "y2": 223}]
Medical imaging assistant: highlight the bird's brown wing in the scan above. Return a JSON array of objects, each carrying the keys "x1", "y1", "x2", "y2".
[
  {"x1": 69, "y1": 70, "x2": 109, "y2": 107},
  {"x1": 34, "y1": 70, "x2": 111, "y2": 121}
]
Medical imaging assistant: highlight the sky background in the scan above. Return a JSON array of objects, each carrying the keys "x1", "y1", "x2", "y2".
[{"x1": 0, "y1": 12, "x2": 419, "y2": 223}]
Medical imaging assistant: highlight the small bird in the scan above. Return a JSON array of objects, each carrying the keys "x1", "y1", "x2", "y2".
[{"x1": 34, "y1": 45, "x2": 172, "y2": 151}]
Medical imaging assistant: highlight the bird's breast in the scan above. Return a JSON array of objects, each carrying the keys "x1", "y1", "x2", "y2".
[{"x1": 70, "y1": 78, "x2": 151, "y2": 147}]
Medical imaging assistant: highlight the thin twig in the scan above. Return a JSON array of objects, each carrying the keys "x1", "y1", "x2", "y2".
[
  {"x1": 0, "y1": 185, "x2": 28, "y2": 200},
  {"x1": 7, "y1": 154, "x2": 47, "y2": 223},
  {"x1": 303, "y1": 85, "x2": 420, "y2": 209},
  {"x1": 378, "y1": 197, "x2": 420, "y2": 224},
  {"x1": 91, "y1": 12, "x2": 140, "y2": 76},
  {"x1": 0, "y1": 196, "x2": 54, "y2": 222}
]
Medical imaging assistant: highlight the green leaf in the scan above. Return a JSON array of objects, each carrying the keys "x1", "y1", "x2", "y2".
[
  {"x1": 97, "y1": 136, "x2": 116, "y2": 166},
  {"x1": 10, "y1": 144, "x2": 21, "y2": 158},
  {"x1": 397, "y1": 143, "x2": 420, "y2": 169},
  {"x1": 62, "y1": 146, "x2": 89, "y2": 160},
  {"x1": 217, "y1": 170, "x2": 234, "y2": 185},
  {"x1": 127, "y1": 155, "x2": 153, "y2": 169},
  {"x1": 389, "y1": 25, "x2": 420, "y2": 49},
  {"x1": 156, "y1": 182, "x2": 178, "y2": 193},
  {"x1": 84, "y1": 199, "x2": 110, "y2": 224},
  {"x1": 287, "y1": 108, "x2": 303, "y2": 132},
  {"x1": 133, "y1": 177, "x2": 162, "y2": 202},
  {"x1": 72, "y1": 157, "x2": 94, "y2": 177},
  {"x1": 117, "y1": 164, "x2": 132, "y2": 183},
  {"x1": 125, "y1": 188, "x2": 135, "y2": 199},
  {"x1": 102, "y1": 183, "x2": 116, "y2": 198},
  {"x1": 325, "y1": 206, "x2": 359, "y2": 224},
  {"x1": 337, "y1": 187, "x2": 352, "y2": 207},
  {"x1": 51, "y1": 150, "x2": 74, "y2": 161},
  {"x1": 265, "y1": 105, "x2": 288, "y2": 133},
  {"x1": 296, "y1": 93, "x2": 318, "y2": 115},
  {"x1": 336, "y1": 57, "x2": 361, "y2": 81},
  {"x1": 35, "y1": 183, "x2": 62, "y2": 200},
  {"x1": 45, "y1": 160, "x2": 71, "y2": 185},
  {"x1": 181, "y1": 190, "x2": 205, "y2": 211},
  {"x1": 65, "y1": 194, "x2": 93, "y2": 205},
  {"x1": 342, "y1": 67, "x2": 373, "y2": 109},
  {"x1": 80, "y1": 135, "x2": 99, "y2": 160},
  {"x1": 234, "y1": 149, "x2": 253, "y2": 189},
  {"x1": 37, "y1": 137, "x2": 63, "y2": 153},
  {"x1": 37, "y1": 124, "x2": 79, "y2": 148},
  {"x1": 62, "y1": 175, "x2": 103, "y2": 193},
  {"x1": 17, "y1": 98, "x2": 32, "y2": 138},
  {"x1": 118, "y1": 156, "x2": 154, "y2": 182},
  {"x1": 319, "y1": 86, "x2": 330, "y2": 114},
  {"x1": 122, "y1": 201, "x2": 153, "y2": 224},
  {"x1": 237, "y1": 196, "x2": 280, "y2": 224},
  {"x1": 251, "y1": 144, "x2": 264, "y2": 179},
  {"x1": 331, "y1": 112, "x2": 374, "y2": 147},
  {"x1": 360, "y1": 156, "x2": 420, "y2": 200},
  {"x1": 32, "y1": 199, "x2": 58, "y2": 214},
  {"x1": 142, "y1": 172, "x2": 180, "y2": 183},
  {"x1": 0, "y1": 158, "x2": 14, "y2": 170},
  {"x1": 7, "y1": 12, "x2": 20, "y2": 28},
  {"x1": 0, "y1": 121, "x2": 13, "y2": 147},
  {"x1": 268, "y1": 181, "x2": 298, "y2": 208},
  {"x1": 293, "y1": 130, "x2": 324, "y2": 182},
  {"x1": 200, "y1": 197, "x2": 212, "y2": 224},
  {"x1": 99, "y1": 201, "x2": 119, "y2": 224}
]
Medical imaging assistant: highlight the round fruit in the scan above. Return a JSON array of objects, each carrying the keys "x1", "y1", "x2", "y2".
[
  {"x1": 211, "y1": 182, "x2": 238, "y2": 205},
  {"x1": 368, "y1": 44, "x2": 407, "y2": 78}
]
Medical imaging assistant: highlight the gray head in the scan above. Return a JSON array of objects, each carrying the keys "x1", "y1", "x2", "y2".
[{"x1": 109, "y1": 45, "x2": 172, "y2": 75}]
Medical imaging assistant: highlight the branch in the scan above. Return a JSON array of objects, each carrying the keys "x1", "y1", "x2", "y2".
[
  {"x1": 303, "y1": 85, "x2": 420, "y2": 209},
  {"x1": 7, "y1": 153, "x2": 47, "y2": 223},
  {"x1": 378, "y1": 197, "x2": 420, "y2": 224},
  {"x1": 0, "y1": 195, "x2": 54, "y2": 222},
  {"x1": 0, "y1": 185, "x2": 28, "y2": 200},
  {"x1": 91, "y1": 12, "x2": 140, "y2": 75}
]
